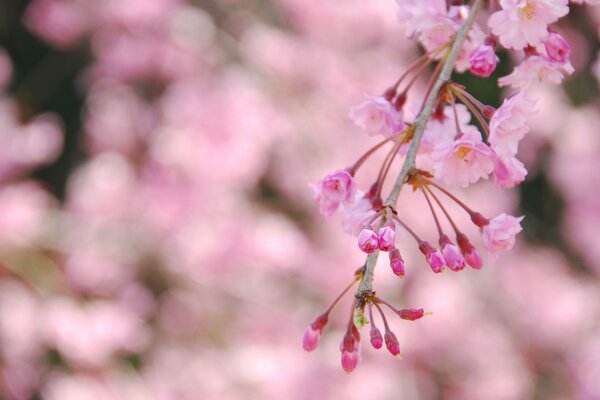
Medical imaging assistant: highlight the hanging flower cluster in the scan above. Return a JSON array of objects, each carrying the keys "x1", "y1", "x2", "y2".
[{"x1": 305, "y1": 0, "x2": 573, "y2": 373}]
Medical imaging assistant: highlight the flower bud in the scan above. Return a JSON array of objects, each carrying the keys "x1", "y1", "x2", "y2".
[
  {"x1": 439, "y1": 234, "x2": 465, "y2": 271},
  {"x1": 377, "y1": 224, "x2": 396, "y2": 252},
  {"x1": 341, "y1": 349, "x2": 359, "y2": 373},
  {"x1": 384, "y1": 330, "x2": 400, "y2": 356},
  {"x1": 419, "y1": 241, "x2": 446, "y2": 273},
  {"x1": 302, "y1": 312, "x2": 329, "y2": 351},
  {"x1": 469, "y1": 44, "x2": 499, "y2": 77},
  {"x1": 358, "y1": 228, "x2": 379, "y2": 253},
  {"x1": 388, "y1": 248, "x2": 405, "y2": 277},
  {"x1": 370, "y1": 326, "x2": 383, "y2": 349},
  {"x1": 398, "y1": 308, "x2": 425, "y2": 321},
  {"x1": 456, "y1": 232, "x2": 483, "y2": 269},
  {"x1": 543, "y1": 32, "x2": 571, "y2": 64}
]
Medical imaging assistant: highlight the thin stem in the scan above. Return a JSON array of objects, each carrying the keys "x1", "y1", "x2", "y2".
[
  {"x1": 392, "y1": 44, "x2": 448, "y2": 89},
  {"x1": 399, "y1": 57, "x2": 435, "y2": 96},
  {"x1": 374, "y1": 136, "x2": 405, "y2": 198},
  {"x1": 326, "y1": 276, "x2": 360, "y2": 314},
  {"x1": 368, "y1": 303, "x2": 377, "y2": 330},
  {"x1": 373, "y1": 301, "x2": 391, "y2": 332},
  {"x1": 392, "y1": 215, "x2": 422, "y2": 243},
  {"x1": 355, "y1": 0, "x2": 485, "y2": 298},
  {"x1": 452, "y1": 101, "x2": 463, "y2": 137},
  {"x1": 350, "y1": 131, "x2": 404, "y2": 174},
  {"x1": 421, "y1": 188, "x2": 443, "y2": 236},
  {"x1": 452, "y1": 84, "x2": 488, "y2": 114},
  {"x1": 375, "y1": 297, "x2": 400, "y2": 314},
  {"x1": 426, "y1": 179, "x2": 475, "y2": 214},
  {"x1": 453, "y1": 90, "x2": 490, "y2": 140},
  {"x1": 425, "y1": 185, "x2": 460, "y2": 234}
]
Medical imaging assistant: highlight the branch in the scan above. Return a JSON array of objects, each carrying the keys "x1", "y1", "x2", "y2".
[{"x1": 355, "y1": 0, "x2": 484, "y2": 299}]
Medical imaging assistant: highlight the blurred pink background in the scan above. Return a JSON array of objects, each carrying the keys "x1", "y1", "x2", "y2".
[{"x1": 0, "y1": 0, "x2": 600, "y2": 399}]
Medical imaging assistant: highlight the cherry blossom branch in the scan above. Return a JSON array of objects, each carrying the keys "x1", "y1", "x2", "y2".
[{"x1": 355, "y1": 0, "x2": 484, "y2": 299}]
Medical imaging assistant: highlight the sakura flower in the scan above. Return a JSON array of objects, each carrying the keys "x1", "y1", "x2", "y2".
[
  {"x1": 493, "y1": 156, "x2": 528, "y2": 189},
  {"x1": 420, "y1": 104, "x2": 473, "y2": 155},
  {"x1": 469, "y1": 44, "x2": 499, "y2": 77},
  {"x1": 482, "y1": 213, "x2": 524, "y2": 258},
  {"x1": 312, "y1": 169, "x2": 356, "y2": 217},
  {"x1": 348, "y1": 96, "x2": 404, "y2": 138},
  {"x1": 488, "y1": 0, "x2": 569, "y2": 50},
  {"x1": 431, "y1": 129, "x2": 495, "y2": 187},
  {"x1": 498, "y1": 54, "x2": 574, "y2": 90},
  {"x1": 542, "y1": 31, "x2": 571, "y2": 63},
  {"x1": 489, "y1": 92, "x2": 537, "y2": 157}
]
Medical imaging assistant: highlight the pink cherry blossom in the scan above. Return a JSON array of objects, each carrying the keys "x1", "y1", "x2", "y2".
[
  {"x1": 498, "y1": 54, "x2": 574, "y2": 89},
  {"x1": 348, "y1": 95, "x2": 404, "y2": 138},
  {"x1": 341, "y1": 348, "x2": 359, "y2": 373},
  {"x1": 358, "y1": 228, "x2": 379, "y2": 253},
  {"x1": 482, "y1": 214, "x2": 525, "y2": 258},
  {"x1": 312, "y1": 169, "x2": 356, "y2": 217},
  {"x1": 457, "y1": 232, "x2": 484, "y2": 269},
  {"x1": 431, "y1": 129, "x2": 495, "y2": 187},
  {"x1": 469, "y1": 44, "x2": 499, "y2": 77},
  {"x1": 488, "y1": 0, "x2": 569, "y2": 50},
  {"x1": 493, "y1": 156, "x2": 528, "y2": 189},
  {"x1": 543, "y1": 32, "x2": 571, "y2": 63},
  {"x1": 377, "y1": 225, "x2": 396, "y2": 251},
  {"x1": 489, "y1": 92, "x2": 537, "y2": 158}
]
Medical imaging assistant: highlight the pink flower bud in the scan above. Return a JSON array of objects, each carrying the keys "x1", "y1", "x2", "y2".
[
  {"x1": 377, "y1": 224, "x2": 395, "y2": 252},
  {"x1": 302, "y1": 312, "x2": 329, "y2": 351},
  {"x1": 388, "y1": 248, "x2": 405, "y2": 277},
  {"x1": 543, "y1": 32, "x2": 571, "y2": 64},
  {"x1": 358, "y1": 229, "x2": 379, "y2": 254},
  {"x1": 456, "y1": 232, "x2": 483, "y2": 269},
  {"x1": 469, "y1": 44, "x2": 499, "y2": 77},
  {"x1": 302, "y1": 325, "x2": 321, "y2": 352},
  {"x1": 398, "y1": 308, "x2": 425, "y2": 321},
  {"x1": 439, "y1": 235, "x2": 465, "y2": 271},
  {"x1": 419, "y1": 241, "x2": 446, "y2": 273},
  {"x1": 384, "y1": 330, "x2": 400, "y2": 356},
  {"x1": 370, "y1": 327, "x2": 383, "y2": 349},
  {"x1": 341, "y1": 349, "x2": 359, "y2": 373},
  {"x1": 470, "y1": 212, "x2": 489, "y2": 228}
]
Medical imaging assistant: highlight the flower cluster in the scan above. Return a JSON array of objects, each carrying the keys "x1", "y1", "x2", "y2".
[{"x1": 305, "y1": 0, "x2": 572, "y2": 373}]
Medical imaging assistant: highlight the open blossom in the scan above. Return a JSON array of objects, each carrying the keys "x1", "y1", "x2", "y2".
[
  {"x1": 499, "y1": 54, "x2": 574, "y2": 89},
  {"x1": 482, "y1": 213, "x2": 524, "y2": 258},
  {"x1": 469, "y1": 44, "x2": 499, "y2": 77},
  {"x1": 431, "y1": 129, "x2": 495, "y2": 187},
  {"x1": 348, "y1": 96, "x2": 404, "y2": 138},
  {"x1": 488, "y1": 0, "x2": 569, "y2": 50},
  {"x1": 489, "y1": 92, "x2": 537, "y2": 157},
  {"x1": 493, "y1": 156, "x2": 528, "y2": 188},
  {"x1": 377, "y1": 225, "x2": 395, "y2": 251},
  {"x1": 312, "y1": 169, "x2": 356, "y2": 217},
  {"x1": 543, "y1": 32, "x2": 571, "y2": 63}
]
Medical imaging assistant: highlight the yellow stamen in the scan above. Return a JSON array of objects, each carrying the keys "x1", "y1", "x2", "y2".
[
  {"x1": 518, "y1": 1, "x2": 536, "y2": 20},
  {"x1": 456, "y1": 146, "x2": 472, "y2": 160}
]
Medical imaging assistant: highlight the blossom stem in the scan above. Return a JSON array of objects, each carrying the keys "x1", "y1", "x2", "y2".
[
  {"x1": 399, "y1": 57, "x2": 436, "y2": 96},
  {"x1": 452, "y1": 89, "x2": 490, "y2": 140},
  {"x1": 421, "y1": 188, "x2": 444, "y2": 236},
  {"x1": 355, "y1": 0, "x2": 485, "y2": 298},
  {"x1": 350, "y1": 131, "x2": 404, "y2": 175},
  {"x1": 452, "y1": 101, "x2": 463, "y2": 137},
  {"x1": 392, "y1": 44, "x2": 448, "y2": 90},
  {"x1": 373, "y1": 300, "x2": 391, "y2": 331},
  {"x1": 424, "y1": 185, "x2": 460, "y2": 234},
  {"x1": 374, "y1": 135, "x2": 405, "y2": 198},
  {"x1": 451, "y1": 84, "x2": 488, "y2": 113},
  {"x1": 327, "y1": 275, "x2": 361, "y2": 314},
  {"x1": 392, "y1": 214, "x2": 422, "y2": 242},
  {"x1": 425, "y1": 179, "x2": 476, "y2": 214}
]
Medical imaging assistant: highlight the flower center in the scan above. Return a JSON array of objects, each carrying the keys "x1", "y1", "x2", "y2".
[
  {"x1": 456, "y1": 146, "x2": 472, "y2": 160},
  {"x1": 518, "y1": 1, "x2": 536, "y2": 20}
]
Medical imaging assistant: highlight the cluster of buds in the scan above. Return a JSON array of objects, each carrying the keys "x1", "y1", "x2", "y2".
[
  {"x1": 306, "y1": 0, "x2": 573, "y2": 372},
  {"x1": 302, "y1": 267, "x2": 429, "y2": 373}
]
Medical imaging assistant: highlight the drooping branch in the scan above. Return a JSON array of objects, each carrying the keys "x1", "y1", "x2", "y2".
[{"x1": 355, "y1": 0, "x2": 484, "y2": 299}]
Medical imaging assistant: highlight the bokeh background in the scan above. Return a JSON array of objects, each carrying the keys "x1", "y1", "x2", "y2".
[{"x1": 0, "y1": 0, "x2": 600, "y2": 399}]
